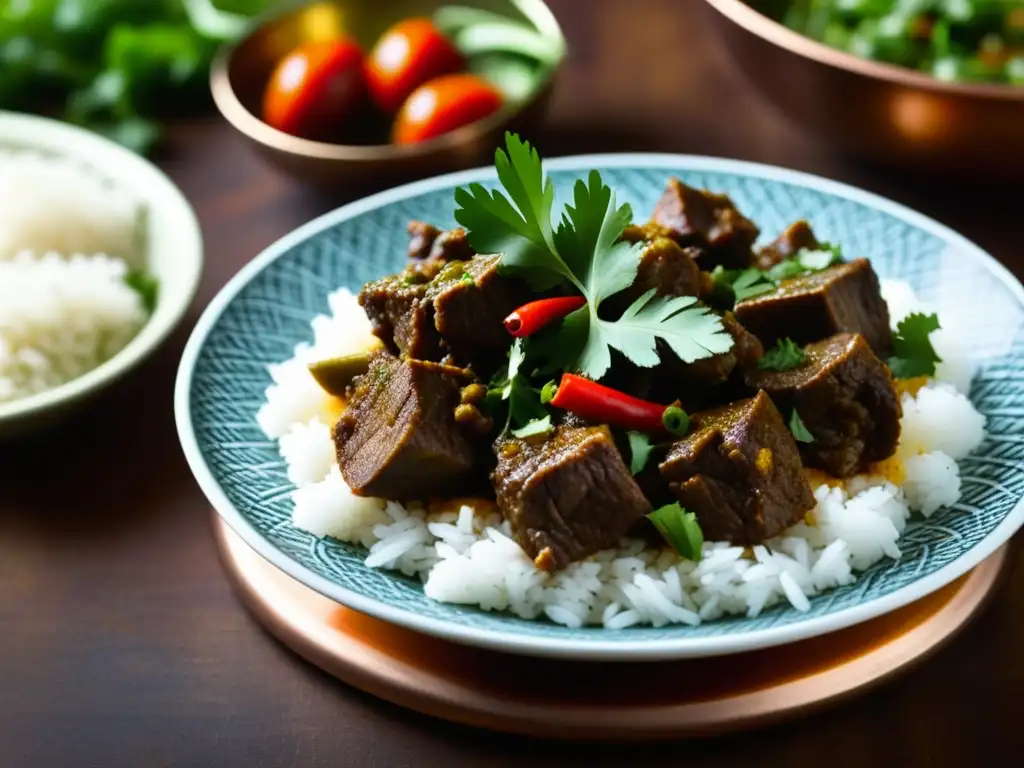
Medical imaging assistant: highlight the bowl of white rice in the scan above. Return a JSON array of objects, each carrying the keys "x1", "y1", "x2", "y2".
[
  {"x1": 0, "y1": 111, "x2": 202, "y2": 437},
  {"x1": 176, "y1": 154, "x2": 1024, "y2": 661}
]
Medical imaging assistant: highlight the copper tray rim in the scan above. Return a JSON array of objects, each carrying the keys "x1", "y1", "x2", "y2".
[
  {"x1": 704, "y1": 0, "x2": 1024, "y2": 103},
  {"x1": 212, "y1": 513, "x2": 1010, "y2": 742}
]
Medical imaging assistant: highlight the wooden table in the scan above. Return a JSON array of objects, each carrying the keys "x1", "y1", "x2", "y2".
[{"x1": 2, "y1": 2, "x2": 1022, "y2": 765}]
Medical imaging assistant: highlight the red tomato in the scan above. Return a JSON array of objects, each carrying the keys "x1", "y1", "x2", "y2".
[
  {"x1": 392, "y1": 74, "x2": 503, "y2": 145},
  {"x1": 365, "y1": 18, "x2": 464, "y2": 113},
  {"x1": 263, "y1": 37, "x2": 365, "y2": 139}
]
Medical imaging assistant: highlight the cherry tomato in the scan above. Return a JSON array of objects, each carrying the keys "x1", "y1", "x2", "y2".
[
  {"x1": 365, "y1": 18, "x2": 464, "y2": 113},
  {"x1": 263, "y1": 37, "x2": 365, "y2": 139},
  {"x1": 392, "y1": 74, "x2": 503, "y2": 145}
]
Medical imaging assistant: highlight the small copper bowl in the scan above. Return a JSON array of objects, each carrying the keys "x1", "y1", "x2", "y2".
[
  {"x1": 210, "y1": 0, "x2": 565, "y2": 190},
  {"x1": 703, "y1": 0, "x2": 1024, "y2": 179}
]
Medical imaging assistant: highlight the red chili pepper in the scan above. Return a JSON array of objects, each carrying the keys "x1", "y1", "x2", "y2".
[
  {"x1": 549, "y1": 373, "x2": 668, "y2": 433},
  {"x1": 504, "y1": 296, "x2": 586, "y2": 337}
]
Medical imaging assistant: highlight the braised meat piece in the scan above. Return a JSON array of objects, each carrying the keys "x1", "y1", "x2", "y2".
[
  {"x1": 746, "y1": 333, "x2": 901, "y2": 477},
  {"x1": 754, "y1": 220, "x2": 821, "y2": 270},
  {"x1": 334, "y1": 353, "x2": 480, "y2": 499},
  {"x1": 406, "y1": 222, "x2": 476, "y2": 281},
  {"x1": 648, "y1": 177, "x2": 760, "y2": 270},
  {"x1": 407, "y1": 220, "x2": 441, "y2": 261},
  {"x1": 493, "y1": 425, "x2": 653, "y2": 571},
  {"x1": 659, "y1": 391, "x2": 815, "y2": 545},
  {"x1": 734, "y1": 258, "x2": 892, "y2": 356},
  {"x1": 359, "y1": 274, "x2": 440, "y2": 360},
  {"x1": 359, "y1": 255, "x2": 529, "y2": 363}
]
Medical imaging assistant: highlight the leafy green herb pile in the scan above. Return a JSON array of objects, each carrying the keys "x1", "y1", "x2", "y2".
[
  {"x1": 759, "y1": 0, "x2": 1024, "y2": 85},
  {"x1": 456, "y1": 134, "x2": 734, "y2": 387},
  {"x1": 0, "y1": 0, "x2": 271, "y2": 155}
]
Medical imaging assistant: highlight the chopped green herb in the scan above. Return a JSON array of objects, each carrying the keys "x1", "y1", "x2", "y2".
[
  {"x1": 789, "y1": 409, "x2": 814, "y2": 443},
  {"x1": 627, "y1": 431, "x2": 653, "y2": 475},
  {"x1": 486, "y1": 338, "x2": 547, "y2": 432},
  {"x1": 647, "y1": 503, "x2": 704, "y2": 561},
  {"x1": 888, "y1": 312, "x2": 942, "y2": 379},
  {"x1": 731, "y1": 268, "x2": 776, "y2": 301},
  {"x1": 124, "y1": 270, "x2": 159, "y2": 313},
  {"x1": 661, "y1": 405, "x2": 690, "y2": 437},
  {"x1": 460, "y1": 271, "x2": 475, "y2": 284},
  {"x1": 454, "y1": 133, "x2": 733, "y2": 381},
  {"x1": 540, "y1": 379, "x2": 558, "y2": 404},
  {"x1": 512, "y1": 415, "x2": 553, "y2": 439},
  {"x1": 758, "y1": 338, "x2": 807, "y2": 371}
]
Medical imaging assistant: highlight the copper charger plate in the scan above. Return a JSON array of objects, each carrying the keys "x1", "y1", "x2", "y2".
[{"x1": 212, "y1": 513, "x2": 1009, "y2": 741}]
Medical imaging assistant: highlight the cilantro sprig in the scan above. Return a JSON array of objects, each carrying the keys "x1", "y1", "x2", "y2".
[
  {"x1": 710, "y1": 245, "x2": 844, "y2": 309},
  {"x1": 647, "y1": 503, "x2": 704, "y2": 561},
  {"x1": 888, "y1": 312, "x2": 942, "y2": 379},
  {"x1": 758, "y1": 338, "x2": 807, "y2": 372},
  {"x1": 789, "y1": 409, "x2": 814, "y2": 443},
  {"x1": 455, "y1": 133, "x2": 733, "y2": 381},
  {"x1": 485, "y1": 339, "x2": 547, "y2": 433}
]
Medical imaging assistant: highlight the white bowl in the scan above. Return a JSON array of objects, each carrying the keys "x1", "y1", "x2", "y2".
[{"x1": 0, "y1": 111, "x2": 203, "y2": 438}]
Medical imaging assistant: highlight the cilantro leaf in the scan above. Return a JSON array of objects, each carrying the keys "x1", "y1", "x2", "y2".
[
  {"x1": 512, "y1": 415, "x2": 553, "y2": 439},
  {"x1": 627, "y1": 431, "x2": 653, "y2": 475},
  {"x1": 577, "y1": 289, "x2": 733, "y2": 380},
  {"x1": 758, "y1": 338, "x2": 807, "y2": 371},
  {"x1": 553, "y1": 170, "x2": 642, "y2": 305},
  {"x1": 487, "y1": 339, "x2": 547, "y2": 432},
  {"x1": 888, "y1": 312, "x2": 942, "y2": 379},
  {"x1": 455, "y1": 133, "x2": 732, "y2": 382},
  {"x1": 789, "y1": 409, "x2": 814, "y2": 443},
  {"x1": 124, "y1": 270, "x2": 159, "y2": 313},
  {"x1": 731, "y1": 268, "x2": 775, "y2": 301},
  {"x1": 647, "y1": 503, "x2": 704, "y2": 561}
]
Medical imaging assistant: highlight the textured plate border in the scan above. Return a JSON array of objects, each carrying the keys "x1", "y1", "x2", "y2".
[{"x1": 175, "y1": 153, "x2": 1024, "y2": 661}]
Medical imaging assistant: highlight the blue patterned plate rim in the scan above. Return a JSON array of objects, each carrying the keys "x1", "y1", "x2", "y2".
[{"x1": 175, "y1": 153, "x2": 1024, "y2": 661}]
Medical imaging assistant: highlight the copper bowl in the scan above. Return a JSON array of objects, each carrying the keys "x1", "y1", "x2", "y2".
[
  {"x1": 210, "y1": 0, "x2": 565, "y2": 190},
  {"x1": 703, "y1": 0, "x2": 1024, "y2": 179}
]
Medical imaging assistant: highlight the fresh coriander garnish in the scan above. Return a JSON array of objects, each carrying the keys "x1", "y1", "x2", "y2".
[
  {"x1": 627, "y1": 431, "x2": 653, "y2": 475},
  {"x1": 512, "y1": 415, "x2": 553, "y2": 439},
  {"x1": 124, "y1": 270, "x2": 159, "y2": 313},
  {"x1": 888, "y1": 312, "x2": 942, "y2": 379},
  {"x1": 485, "y1": 339, "x2": 547, "y2": 433},
  {"x1": 460, "y1": 271, "x2": 475, "y2": 284},
  {"x1": 454, "y1": 133, "x2": 733, "y2": 381},
  {"x1": 730, "y1": 268, "x2": 776, "y2": 301},
  {"x1": 758, "y1": 338, "x2": 807, "y2": 371},
  {"x1": 789, "y1": 409, "x2": 814, "y2": 443},
  {"x1": 647, "y1": 503, "x2": 704, "y2": 561}
]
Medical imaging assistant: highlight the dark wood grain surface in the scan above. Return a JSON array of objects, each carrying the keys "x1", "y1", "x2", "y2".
[{"x1": 2, "y1": 2, "x2": 1022, "y2": 766}]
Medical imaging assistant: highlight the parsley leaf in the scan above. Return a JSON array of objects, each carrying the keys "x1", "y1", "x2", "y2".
[
  {"x1": 789, "y1": 409, "x2": 814, "y2": 443},
  {"x1": 576, "y1": 289, "x2": 734, "y2": 380},
  {"x1": 513, "y1": 415, "x2": 553, "y2": 439},
  {"x1": 124, "y1": 270, "x2": 159, "y2": 313},
  {"x1": 731, "y1": 268, "x2": 776, "y2": 301},
  {"x1": 486, "y1": 339, "x2": 547, "y2": 432},
  {"x1": 454, "y1": 135, "x2": 570, "y2": 291},
  {"x1": 647, "y1": 503, "x2": 704, "y2": 561},
  {"x1": 627, "y1": 431, "x2": 653, "y2": 475},
  {"x1": 455, "y1": 132, "x2": 732, "y2": 381},
  {"x1": 758, "y1": 338, "x2": 807, "y2": 371},
  {"x1": 888, "y1": 312, "x2": 942, "y2": 379}
]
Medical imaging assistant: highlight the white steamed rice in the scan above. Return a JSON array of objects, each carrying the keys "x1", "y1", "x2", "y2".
[
  {"x1": 257, "y1": 281, "x2": 987, "y2": 628},
  {"x1": 0, "y1": 151, "x2": 150, "y2": 405}
]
